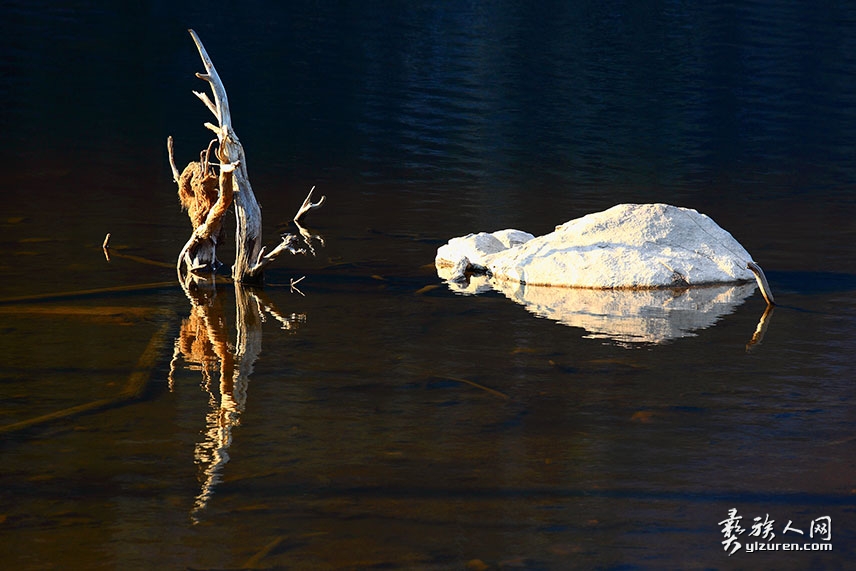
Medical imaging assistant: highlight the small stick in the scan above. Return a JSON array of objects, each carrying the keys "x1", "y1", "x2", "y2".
[
  {"x1": 289, "y1": 275, "x2": 306, "y2": 296},
  {"x1": 0, "y1": 282, "x2": 177, "y2": 306},
  {"x1": 294, "y1": 186, "x2": 326, "y2": 224},
  {"x1": 747, "y1": 261, "x2": 776, "y2": 306},
  {"x1": 242, "y1": 536, "x2": 287, "y2": 569},
  {"x1": 102, "y1": 233, "x2": 112, "y2": 262},
  {"x1": 166, "y1": 136, "x2": 181, "y2": 182},
  {"x1": 201, "y1": 138, "x2": 218, "y2": 174},
  {"x1": 442, "y1": 375, "x2": 510, "y2": 400}
]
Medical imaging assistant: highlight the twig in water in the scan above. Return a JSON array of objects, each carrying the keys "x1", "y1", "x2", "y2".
[
  {"x1": 294, "y1": 186, "x2": 326, "y2": 223},
  {"x1": 103, "y1": 233, "x2": 111, "y2": 262},
  {"x1": 442, "y1": 375, "x2": 510, "y2": 400},
  {"x1": 289, "y1": 275, "x2": 306, "y2": 296}
]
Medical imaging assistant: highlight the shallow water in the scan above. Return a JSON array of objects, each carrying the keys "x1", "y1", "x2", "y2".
[{"x1": 1, "y1": 2, "x2": 855, "y2": 569}]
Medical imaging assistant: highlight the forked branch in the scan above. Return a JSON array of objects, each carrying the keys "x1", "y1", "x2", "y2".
[
  {"x1": 188, "y1": 30, "x2": 231, "y2": 133},
  {"x1": 169, "y1": 29, "x2": 326, "y2": 286},
  {"x1": 295, "y1": 186, "x2": 326, "y2": 223}
]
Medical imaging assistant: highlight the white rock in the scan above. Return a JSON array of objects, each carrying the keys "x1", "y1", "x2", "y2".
[
  {"x1": 435, "y1": 229, "x2": 534, "y2": 271},
  {"x1": 440, "y1": 256, "x2": 472, "y2": 282},
  {"x1": 434, "y1": 204, "x2": 767, "y2": 344},
  {"x1": 491, "y1": 229, "x2": 535, "y2": 250},
  {"x1": 483, "y1": 204, "x2": 755, "y2": 288}
]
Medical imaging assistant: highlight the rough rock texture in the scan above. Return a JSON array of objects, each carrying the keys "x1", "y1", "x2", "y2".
[
  {"x1": 435, "y1": 229, "x2": 534, "y2": 279},
  {"x1": 434, "y1": 204, "x2": 766, "y2": 344},
  {"x1": 436, "y1": 204, "x2": 755, "y2": 288}
]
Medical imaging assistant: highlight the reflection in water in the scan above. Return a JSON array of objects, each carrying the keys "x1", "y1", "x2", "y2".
[
  {"x1": 746, "y1": 304, "x2": 775, "y2": 352},
  {"x1": 501, "y1": 281, "x2": 756, "y2": 345},
  {"x1": 168, "y1": 283, "x2": 305, "y2": 522},
  {"x1": 442, "y1": 270, "x2": 760, "y2": 345}
]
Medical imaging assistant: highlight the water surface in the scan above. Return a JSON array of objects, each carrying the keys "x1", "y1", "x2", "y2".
[{"x1": 1, "y1": 2, "x2": 855, "y2": 569}]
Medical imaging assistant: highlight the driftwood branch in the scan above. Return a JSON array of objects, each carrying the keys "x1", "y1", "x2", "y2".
[
  {"x1": 167, "y1": 136, "x2": 181, "y2": 182},
  {"x1": 169, "y1": 29, "x2": 325, "y2": 286},
  {"x1": 292, "y1": 186, "x2": 327, "y2": 255},
  {"x1": 294, "y1": 186, "x2": 326, "y2": 223},
  {"x1": 193, "y1": 91, "x2": 219, "y2": 120},
  {"x1": 747, "y1": 261, "x2": 776, "y2": 306}
]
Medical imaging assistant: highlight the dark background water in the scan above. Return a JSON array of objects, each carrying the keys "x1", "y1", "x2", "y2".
[{"x1": 1, "y1": 1, "x2": 855, "y2": 569}]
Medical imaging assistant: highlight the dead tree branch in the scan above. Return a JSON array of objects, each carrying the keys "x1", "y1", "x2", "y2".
[
  {"x1": 294, "y1": 186, "x2": 326, "y2": 223},
  {"x1": 168, "y1": 29, "x2": 325, "y2": 286}
]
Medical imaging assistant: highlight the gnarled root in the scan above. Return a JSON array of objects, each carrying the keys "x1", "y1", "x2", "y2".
[{"x1": 169, "y1": 136, "x2": 233, "y2": 275}]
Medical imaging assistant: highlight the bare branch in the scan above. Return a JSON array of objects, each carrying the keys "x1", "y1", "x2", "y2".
[
  {"x1": 294, "y1": 220, "x2": 324, "y2": 256},
  {"x1": 167, "y1": 136, "x2": 181, "y2": 182},
  {"x1": 200, "y1": 138, "x2": 218, "y2": 174},
  {"x1": 294, "y1": 186, "x2": 326, "y2": 223},
  {"x1": 289, "y1": 186, "x2": 327, "y2": 256},
  {"x1": 747, "y1": 261, "x2": 776, "y2": 306},
  {"x1": 188, "y1": 29, "x2": 232, "y2": 133},
  {"x1": 245, "y1": 234, "x2": 306, "y2": 277},
  {"x1": 263, "y1": 233, "x2": 305, "y2": 260},
  {"x1": 102, "y1": 233, "x2": 112, "y2": 263},
  {"x1": 192, "y1": 90, "x2": 218, "y2": 120},
  {"x1": 289, "y1": 276, "x2": 306, "y2": 297}
]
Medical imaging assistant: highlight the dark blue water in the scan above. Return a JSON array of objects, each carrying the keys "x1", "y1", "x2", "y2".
[{"x1": 1, "y1": 2, "x2": 855, "y2": 569}]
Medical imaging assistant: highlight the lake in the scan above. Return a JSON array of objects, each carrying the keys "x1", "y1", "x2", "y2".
[{"x1": 1, "y1": 2, "x2": 855, "y2": 569}]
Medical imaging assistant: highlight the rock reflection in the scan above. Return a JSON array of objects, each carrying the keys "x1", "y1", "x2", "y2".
[
  {"x1": 168, "y1": 282, "x2": 305, "y2": 523},
  {"x1": 441, "y1": 269, "x2": 761, "y2": 345}
]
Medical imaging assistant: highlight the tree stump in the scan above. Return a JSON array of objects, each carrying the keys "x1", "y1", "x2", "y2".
[{"x1": 168, "y1": 29, "x2": 324, "y2": 285}]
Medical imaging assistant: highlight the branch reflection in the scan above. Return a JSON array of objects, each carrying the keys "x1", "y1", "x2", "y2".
[{"x1": 168, "y1": 281, "x2": 305, "y2": 523}]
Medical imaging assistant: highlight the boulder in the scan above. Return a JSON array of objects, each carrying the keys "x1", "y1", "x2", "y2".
[
  {"x1": 434, "y1": 203, "x2": 773, "y2": 344},
  {"x1": 435, "y1": 229, "x2": 534, "y2": 280},
  {"x1": 436, "y1": 204, "x2": 756, "y2": 288}
]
